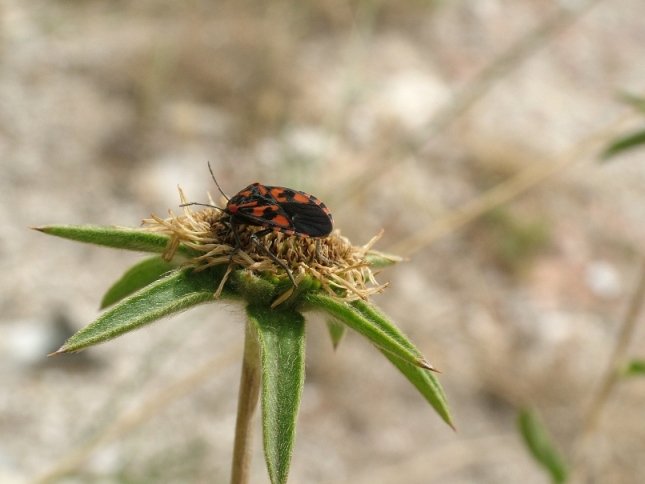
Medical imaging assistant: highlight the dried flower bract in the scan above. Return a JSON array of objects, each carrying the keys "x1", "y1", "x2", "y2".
[{"x1": 142, "y1": 188, "x2": 389, "y2": 304}]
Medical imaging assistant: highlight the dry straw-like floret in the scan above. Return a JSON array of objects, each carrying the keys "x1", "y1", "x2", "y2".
[{"x1": 142, "y1": 188, "x2": 389, "y2": 305}]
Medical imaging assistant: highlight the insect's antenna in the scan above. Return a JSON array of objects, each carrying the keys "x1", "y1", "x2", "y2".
[
  {"x1": 208, "y1": 161, "x2": 229, "y2": 201},
  {"x1": 179, "y1": 201, "x2": 225, "y2": 211}
]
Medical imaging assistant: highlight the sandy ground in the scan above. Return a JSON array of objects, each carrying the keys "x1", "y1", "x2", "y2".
[{"x1": 2, "y1": 1, "x2": 645, "y2": 483}]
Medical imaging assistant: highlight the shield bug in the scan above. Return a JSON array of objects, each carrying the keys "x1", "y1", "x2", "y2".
[{"x1": 182, "y1": 163, "x2": 334, "y2": 287}]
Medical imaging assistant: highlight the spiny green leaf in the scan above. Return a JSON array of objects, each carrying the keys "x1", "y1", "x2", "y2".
[
  {"x1": 51, "y1": 266, "x2": 234, "y2": 354},
  {"x1": 101, "y1": 256, "x2": 180, "y2": 308},
  {"x1": 304, "y1": 293, "x2": 434, "y2": 370},
  {"x1": 247, "y1": 305, "x2": 306, "y2": 484},
  {"x1": 622, "y1": 359, "x2": 645, "y2": 377},
  {"x1": 326, "y1": 318, "x2": 346, "y2": 350},
  {"x1": 306, "y1": 294, "x2": 451, "y2": 427},
  {"x1": 601, "y1": 129, "x2": 645, "y2": 161},
  {"x1": 518, "y1": 407, "x2": 569, "y2": 484},
  {"x1": 32, "y1": 224, "x2": 196, "y2": 257},
  {"x1": 350, "y1": 299, "x2": 438, "y2": 371},
  {"x1": 380, "y1": 350, "x2": 454, "y2": 429},
  {"x1": 351, "y1": 300, "x2": 452, "y2": 428}
]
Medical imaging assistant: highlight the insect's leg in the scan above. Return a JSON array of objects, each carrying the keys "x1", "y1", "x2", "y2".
[
  {"x1": 315, "y1": 238, "x2": 338, "y2": 266},
  {"x1": 229, "y1": 224, "x2": 243, "y2": 261},
  {"x1": 253, "y1": 229, "x2": 273, "y2": 238},
  {"x1": 249, "y1": 233, "x2": 297, "y2": 288}
]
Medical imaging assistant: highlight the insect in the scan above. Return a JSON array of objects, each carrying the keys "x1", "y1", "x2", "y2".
[{"x1": 182, "y1": 162, "x2": 334, "y2": 287}]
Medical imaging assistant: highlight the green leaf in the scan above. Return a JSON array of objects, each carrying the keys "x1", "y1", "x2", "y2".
[
  {"x1": 306, "y1": 295, "x2": 452, "y2": 427},
  {"x1": 350, "y1": 299, "x2": 438, "y2": 371},
  {"x1": 380, "y1": 350, "x2": 454, "y2": 429},
  {"x1": 366, "y1": 251, "x2": 404, "y2": 268},
  {"x1": 304, "y1": 294, "x2": 434, "y2": 370},
  {"x1": 601, "y1": 129, "x2": 645, "y2": 161},
  {"x1": 52, "y1": 266, "x2": 233, "y2": 354},
  {"x1": 350, "y1": 300, "x2": 453, "y2": 428},
  {"x1": 518, "y1": 407, "x2": 569, "y2": 484},
  {"x1": 622, "y1": 359, "x2": 645, "y2": 377},
  {"x1": 326, "y1": 318, "x2": 346, "y2": 350},
  {"x1": 247, "y1": 305, "x2": 306, "y2": 484},
  {"x1": 101, "y1": 256, "x2": 180, "y2": 308},
  {"x1": 32, "y1": 224, "x2": 196, "y2": 257}
]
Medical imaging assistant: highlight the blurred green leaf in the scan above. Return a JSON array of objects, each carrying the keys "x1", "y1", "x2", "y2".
[
  {"x1": 477, "y1": 208, "x2": 550, "y2": 276},
  {"x1": 518, "y1": 407, "x2": 569, "y2": 484},
  {"x1": 101, "y1": 256, "x2": 180, "y2": 308},
  {"x1": 601, "y1": 129, "x2": 645, "y2": 161},
  {"x1": 52, "y1": 266, "x2": 233, "y2": 354},
  {"x1": 247, "y1": 305, "x2": 306, "y2": 484},
  {"x1": 617, "y1": 91, "x2": 645, "y2": 113},
  {"x1": 622, "y1": 359, "x2": 645, "y2": 377}
]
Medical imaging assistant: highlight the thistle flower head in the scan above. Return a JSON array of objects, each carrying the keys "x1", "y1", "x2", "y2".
[{"x1": 142, "y1": 188, "x2": 389, "y2": 306}]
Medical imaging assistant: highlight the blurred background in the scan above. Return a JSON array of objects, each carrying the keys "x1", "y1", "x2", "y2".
[{"x1": 2, "y1": 0, "x2": 645, "y2": 483}]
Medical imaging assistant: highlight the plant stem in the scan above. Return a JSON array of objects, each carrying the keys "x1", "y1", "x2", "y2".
[
  {"x1": 571, "y1": 255, "x2": 645, "y2": 483},
  {"x1": 230, "y1": 319, "x2": 262, "y2": 484}
]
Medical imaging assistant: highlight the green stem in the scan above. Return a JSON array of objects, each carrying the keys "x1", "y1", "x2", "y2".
[{"x1": 230, "y1": 320, "x2": 262, "y2": 484}]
